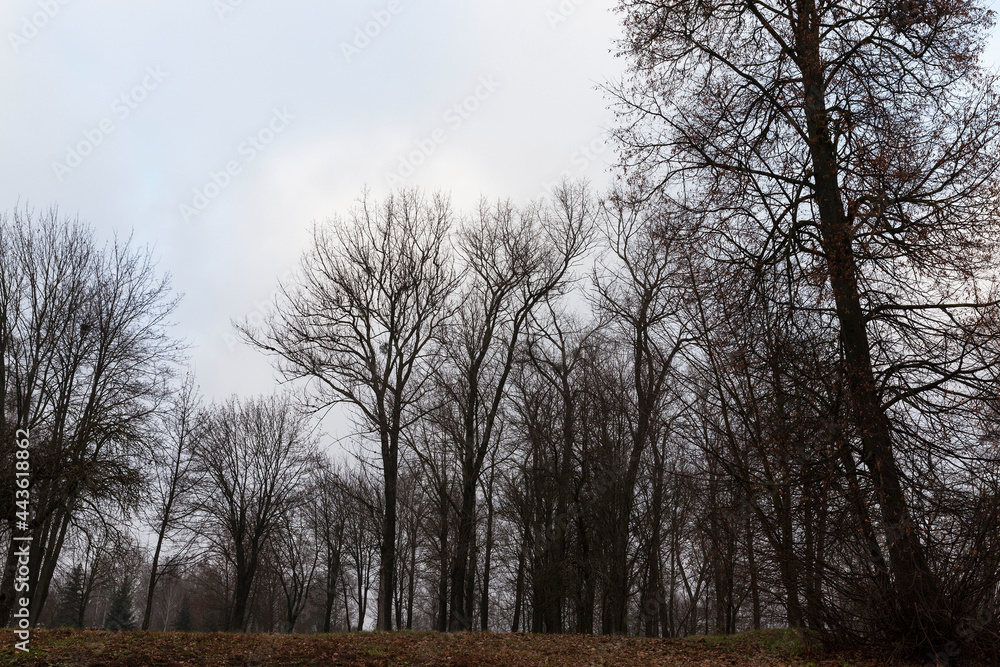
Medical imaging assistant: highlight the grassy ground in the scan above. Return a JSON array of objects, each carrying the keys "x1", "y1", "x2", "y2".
[{"x1": 1, "y1": 628, "x2": 924, "y2": 666}]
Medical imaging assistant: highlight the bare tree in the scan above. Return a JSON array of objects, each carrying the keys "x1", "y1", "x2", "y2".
[
  {"x1": 241, "y1": 188, "x2": 457, "y2": 631},
  {"x1": 340, "y1": 465, "x2": 382, "y2": 631},
  {"x1": 406, "y1": 419, "x2": 458, "y2": 632},
  {"x1": 614, "y1": 0, "x2": 1000, "y2": 647},
  {"x1": 506, "y1": 302, "x2": 596, "y2": 633},
  {"x1": 436, "y1": 183, "x2": 594, "y2": 630},
  {"x1": 195, "y1": 394, "x2": 315, "y2": 632},
  {"x1": 311, "y1": 459, "x2": 348, "y2": 633},
  {"x1": 0, "y1": 207, "x2": 180, "y2": 625},
  {"x1": 589, "y1": 196, "x2": 691, "y2": 633},
  {"x1": 141, "y1": 373, "x2": 203, "y2": 630},
  {"x1": 274, "y1": 498, "x2": 320, "y2": 632}
]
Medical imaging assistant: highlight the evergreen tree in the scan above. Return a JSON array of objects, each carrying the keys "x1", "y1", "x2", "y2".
[
  {"x1": 174, "y1": 598, "x2": 194, "y2": 632},
  {"x1": 103, "y1": 579, "x2": 136, "y2": 631},
  {"x1": 55, "y1": 564, "x2": 86, "y2": 628}
]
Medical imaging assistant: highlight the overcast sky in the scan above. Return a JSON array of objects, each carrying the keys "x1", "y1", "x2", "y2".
[
  {"x1": 2, "y1": 0, "x2": 621, "y2": 416},
  {"x1": 3, "y1": 0, "x2": 999, "y2": 418}
]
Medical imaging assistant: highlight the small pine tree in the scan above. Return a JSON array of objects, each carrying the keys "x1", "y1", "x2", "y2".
[
  {"x1": 174, "y1": 598, "x2": 194, "y2": 632},
  {"x1": 103, "y1": 579, "x2": 136, "y2": 631},
  {"x1": 55, "y1": 564, "x2": 87, "y2": 628}
]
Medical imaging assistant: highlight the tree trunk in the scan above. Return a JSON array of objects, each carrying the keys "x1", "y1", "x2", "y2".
[
  {"x1": 642, "y1": 442, "x2": 666, "y2": 637},
  {"x1": 448, "y1": 470, "x2": 477, "y2": 631},
  {"x1": 342, "y1": 572, "x2": 353, "y2": 632},
  {"x1": 0, "y1": 519, "x2": 18, "y2": 625},
  {"x1": 602, "y1": 486, "x2": 632, "y2": 635},
  {"x1": 230, "y1": 570, "x2": 254, "y2": 632},
  {"x1": 511, "y1": 535, "x2": 527, "y2": 632},
  {"x1": 29, "y1": 506, "x2": 71, "y2": 625},
  {"x1": 575, "y1": 513, "x2": 595, "y2": 635},
  {"x1": 464, "y1": 527, "x2": 477, "y2": 629},
  {"x1": 667, "y1": 522, "x2": 677, "y2": 637},
  {"x1": 745, "y1": 515, "x2": 761, "y2": 631},
  {"x1": 778, "y1": 490, "x2": 805, "y2": 629},
  {"x1": 322, "y1": 565, "x2": 337, "y2": 633},
  {"x1": 142, "y1": 512, "x2": 172, "y2": 631},
  {"x1": 480, "y1": 469, "x2": 495, "y2": 632},
  {"x1": 839, "y1": 436, "x2": 892, "y2": 592},
  {"x1": 436, "y1": 466, "x2": 449, "y2": 632},
  {"x1": 376, "y1": 434, "x2": 398, "y2": 632},
  {"x1": 794, "y1": 4, "x2": 941, "y2": 637},
  {"x1": 403, "y1": 519, "x2": 415, "y2": 630}
]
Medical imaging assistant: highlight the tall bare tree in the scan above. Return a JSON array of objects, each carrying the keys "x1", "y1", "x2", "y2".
[
  {"x1": 242, "y1": 189, "x2": 457, "y2": 631},
  {"x1": 0, "y1": 208, "x2": 180, "y2": 625},
  {"x1": 590, "y1": 196, "x2": 691, "y2": 633},
  {"x1": 274, "y1": 498, "x2": 321, "y2": 632},
  {"x1": 311, "y1": 459, "x2": 348, "y2": 633},
  {"x1": 436, "y1": 183, "x2": 593, "y2": 630},
  {"x1": 141, "y1": 373, "x2": 203, "y2": 630},
  {"x1": 195, "y1": 394, "x2": 314, "y2": 632},
  {"x1": 614, "y1": 0, "x2": 1000, "y2": 647}
]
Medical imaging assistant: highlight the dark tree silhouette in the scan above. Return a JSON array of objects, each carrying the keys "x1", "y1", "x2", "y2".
[
  {"x1": 104, "y1": 578, "x2": 136, "y2": 631},
  {"x1": 613, "y1": 0, "x2": 1000, "y2": 649},
  {"x1": 194, "y1": 395, "x2": 314, "y2": 632},
  {"x1": 241, "y1": 189, "x2": 457, "y2": 631}
]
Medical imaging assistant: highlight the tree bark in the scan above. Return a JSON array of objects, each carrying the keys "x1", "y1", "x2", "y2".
[
  {"x1": 480, "y1": 467, "x2": 495, "y2": 632},
  {"x1": 436, "y1": 476, "x2": 449, "y2": 632},
  {"x1": 511, "y1": 534, "x2": 527, "y2": 632},
  {"x1": 376, "y1": 432, "x2": 398, "y2": 632},
  {"x1": 794, "y1": 2, "x2": 941, "y2": 635},
  {"x1": 141, "y1": 520, "x2": 169, "y2": 631}
]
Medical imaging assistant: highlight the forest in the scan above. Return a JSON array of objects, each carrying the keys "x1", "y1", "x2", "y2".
[{"x1": 3, "y1": 1, "x2": 1000, "y2": 662}]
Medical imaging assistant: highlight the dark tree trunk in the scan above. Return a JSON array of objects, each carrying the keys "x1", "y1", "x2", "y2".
[
  {"x1": 794, "y1": 3, "x2": 941, "y2": 636},
  {"x1": 30, "y1": 506, "x2": 71, "y2": 625},
  {"x1": 480, "y1": 469, "x2": 495, "y2": 632},
  {"x1": 464, "y1": 528, "x2": 477, "y2": 629},
  {"x1": 322, "y1": 566, "x2": 337, "y2": 633},
  {"x1": 436, "y1": 466, "x2": 449, "y2": 632},
  {"x1": 642, "y1": 440, "x2": 666, "y2": 637},
  {"x1": 448, "y1": 470, "x2": 476, "y2": 631},
  {"x1": 0, "y1": 520, "x2": 17, "y2": 626},
  {"x1": 141, "y1": 521, "x2": 168, "y2": 631},
  {"x1": 602, "y1": 488, "x2": 632, "y2": 635},
  {"x1": 839, "y1": 436, "x2": 892, "y2": 592},
  {"x1": 575, "y1": 513, "x2": 595, "y2": 635},
  {"x1": 745, "y1": 515, "x2": 761, "y2": 631},
  {"x1": 376, "y1": 434, "x2": 398, "y2": 632},
  {"x1": 511, "y1": 534, "x2": 527, "y2": 632},
  {"x1": 230, "y1": 564, "x2": 256, "y2": 632},
  {"x1": 406, "y1": 522, "x2": 416, "y2": 630}
]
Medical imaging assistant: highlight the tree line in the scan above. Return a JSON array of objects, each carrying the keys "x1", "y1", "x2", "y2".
[{"x1": 3, "y1": 0, "x2": 1000, "y2": 657}]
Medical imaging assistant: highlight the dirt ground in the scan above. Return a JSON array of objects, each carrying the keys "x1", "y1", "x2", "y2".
[{"x1": 0, "y1": 628, "x2": 938, "y2": 666}]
